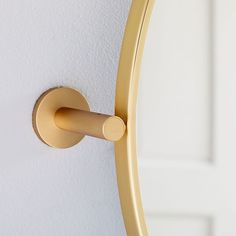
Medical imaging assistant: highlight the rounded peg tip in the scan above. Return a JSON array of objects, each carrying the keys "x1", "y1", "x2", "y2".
[{"x1": 103, "y1": 116, "x2": 126, "y2": 141}]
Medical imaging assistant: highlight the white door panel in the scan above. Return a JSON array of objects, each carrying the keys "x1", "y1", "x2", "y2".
[
  {"x1": 138, "y1": 0, "x2": 236, "y2": 235},
  {"x1": 138, "y1": 0, "x2": 213, "y2": 162},
  {"x1": 147, "y1": 216, "x2": 211, "y2": 236}
]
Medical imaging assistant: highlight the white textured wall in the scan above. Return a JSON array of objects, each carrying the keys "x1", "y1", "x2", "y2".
[{"x1": 0, "y1": 1, "x2": 131, "y2": 235}]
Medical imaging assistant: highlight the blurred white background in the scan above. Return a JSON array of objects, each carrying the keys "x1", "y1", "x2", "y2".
[
  {"x1": 1, "y1": 0, "x2": 235, "y2": 235},
  {"x1": 137, "y1": 0, "x2": 236, "y2": 235}
]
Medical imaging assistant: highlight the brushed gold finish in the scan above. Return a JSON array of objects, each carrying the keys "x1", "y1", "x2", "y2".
[
  {"x1": 55, "y1": 108, "x2": 126, "y2": 141},
  {"x1": 33, "y1": 87, "x2": 90, "y2": 148},
  {"x1": 33, "y1": 87, "x2": 126, "y2": 148},
  {"x1": 115, "y1": 0, "x2": 155, "y2": 235}
]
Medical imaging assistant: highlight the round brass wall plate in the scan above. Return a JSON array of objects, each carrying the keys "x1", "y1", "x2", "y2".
[{"x1": 32, "y1": 87, "x2": 90, "y2": 148}]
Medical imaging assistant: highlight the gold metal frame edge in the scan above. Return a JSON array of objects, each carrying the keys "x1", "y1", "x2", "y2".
[{"x1": 115, "y1": 0, "x2": 155, "y2": 235}]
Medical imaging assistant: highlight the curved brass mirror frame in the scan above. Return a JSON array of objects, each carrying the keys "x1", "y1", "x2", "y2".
[{"x1": 115, "y1": 0, "x2": 155, "y2": 235}]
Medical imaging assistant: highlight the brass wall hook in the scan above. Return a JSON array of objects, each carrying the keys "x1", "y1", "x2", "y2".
[{"x1": 32, "y1": 87, "x2": 126, "y2": 148}]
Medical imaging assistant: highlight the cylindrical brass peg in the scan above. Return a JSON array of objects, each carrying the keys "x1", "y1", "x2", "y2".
[
  {"x1": 32, "y1": 87, "x2": 126, "y2": 148},
  {"x1": 55, "y1": 108, "x2": 126, "y2": 142}
]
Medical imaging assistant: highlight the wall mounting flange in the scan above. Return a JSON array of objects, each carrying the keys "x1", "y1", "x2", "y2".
[
  {"x1": 33, "y1": 87, "x2": 90, "y2": 148},
  {"x1": 33, "y1": 87, "x2": 126, "y2": 149}
]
